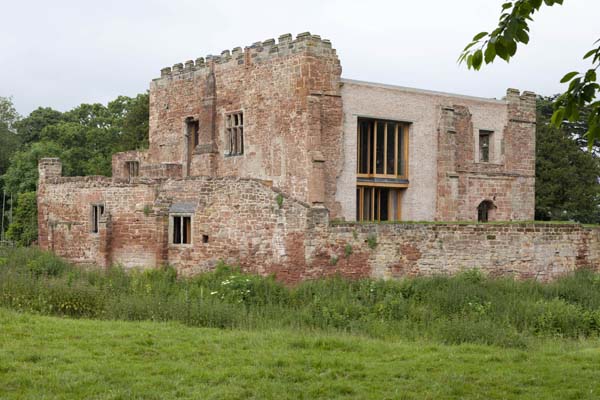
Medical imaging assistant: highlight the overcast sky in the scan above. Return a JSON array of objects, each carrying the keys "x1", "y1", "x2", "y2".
[{"x1": 1, "y1": 0, "x2": 598, "y2": 116}]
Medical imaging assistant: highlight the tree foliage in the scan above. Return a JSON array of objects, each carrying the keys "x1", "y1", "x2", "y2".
[
  {"x1": 5, "y1": 191, "x2": 38, "y2": 246},
  {"x1": 0, "y1": 92, "x2": 149, "y2": 244},
  {"x1": 459, "y1": 0, "x2": 600, "y2": 148},
  {"x1": 535, "y1": 97, "x2": 600, "y2": 223}
]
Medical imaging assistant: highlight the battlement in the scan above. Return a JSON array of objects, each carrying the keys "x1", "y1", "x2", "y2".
[{"x1": 156, "y1": 32, "x2": 337, "y2": 80}]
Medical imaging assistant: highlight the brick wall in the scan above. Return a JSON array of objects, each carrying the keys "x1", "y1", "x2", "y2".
[
  {"x1": 40, "y1": 158, "x2": 600, "y2": 283},
  {"x1": 321, "y1": 222, "x2": 600, "y2": 282},
  {"x1": 146, "y1": 33, "x2": 343, "y2": 211}
]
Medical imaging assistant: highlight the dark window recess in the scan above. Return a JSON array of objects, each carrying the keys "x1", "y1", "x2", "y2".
[
  {"x1": 172, "y1": 215, "x2": 192, "y2": 244},
  {"x1": 187, "y1": 119, "x2": 199, "y2": 148},
  {"x1": 125, "y1": 161, "x2": 139, "y2": 180},
  {"x1": 226, "y1": 112, "x2": 244, "y2": 156},
  {"x1": 479, "y1": 130, "x2": 492, "y2": 163},
  {"x1": 202, "y1": 234, "x2": 209, "y2": 243},
  {"x1": 478, "y1": 200, "x2": 494, "y2": 222},
  {"x1": 91, "y1": 204, "x2": 105, "y2": 233}
]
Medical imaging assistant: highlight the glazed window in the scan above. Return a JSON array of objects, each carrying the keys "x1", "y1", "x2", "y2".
[
  {"x1": 125, "y1": 161, "x2": 139, "y2": 180},
  {"x1": 171, "y1": 215, "x2": 192, "y2": 245},
  {"x1": 357, "y1": 118, "x2": 409, "y2": 179},
  {"x1": 90, "y1": 204, "x2": 105, "y2": 233},
  {"x1": 479, "y1": 130, "x2": 493, "y2": 163},
  {"x1": 225, "y1": 112, "x2": 244, "y2": 156},
  {"x1": 356, "y1": 186, "x2": 403, "y2": 222}
]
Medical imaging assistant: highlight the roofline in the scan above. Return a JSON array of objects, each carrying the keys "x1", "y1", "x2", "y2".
[{"x1": 340, "y1": 78, "x2": 508, "y2": 105}]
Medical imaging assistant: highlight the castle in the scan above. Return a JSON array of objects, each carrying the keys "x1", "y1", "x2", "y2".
[{"x1": 38, "y1": 33, "x2": 599, "y2": 281}]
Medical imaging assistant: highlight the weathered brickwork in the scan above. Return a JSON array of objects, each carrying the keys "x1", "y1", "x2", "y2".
[
  {"x1": 37, "y1": 32, "x2": 577, "y2": 282},
  {"x1": 38, "y1": 157, "x2": 600, "y2": 282}
]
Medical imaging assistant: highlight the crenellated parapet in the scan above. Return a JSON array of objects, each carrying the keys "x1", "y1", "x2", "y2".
[{"x1": 156, "y1": 32, "x2": 337, "y2": 80}]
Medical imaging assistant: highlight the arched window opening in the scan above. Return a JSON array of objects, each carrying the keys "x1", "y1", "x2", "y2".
[{"x1": 477, "y1": 200, "x2": 496, "y2": 222}]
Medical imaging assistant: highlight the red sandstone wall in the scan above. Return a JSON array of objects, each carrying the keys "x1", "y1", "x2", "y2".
[
  {"x1": 319, "y1": 222, "x2": 600, "y2": 282},
  {"x1": 38, "y1": 157, "x2": 600, "y2": 283},
  {"x1": 38, "y1": 174, "x2": 162, "y2": 268},
  {"x1": 147, "y1": 33, "x2": 343, "y2": 211}
]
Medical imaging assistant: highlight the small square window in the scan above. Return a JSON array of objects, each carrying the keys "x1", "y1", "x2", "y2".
[
  {"x1": 91, "y1": 204, "x2": 105, "y2": 233},
  {"x1": 225, "y1": 112, "x2": 244, "y2": 156},
  {"x1": 171, "y1": 215, "x2": 192, "y2": 244}
]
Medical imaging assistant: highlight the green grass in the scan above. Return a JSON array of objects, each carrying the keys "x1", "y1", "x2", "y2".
[
  {"x1": 1, "y1": 308, "x2": 600, "y2": 399},
  {"x1": 4, "y1": 247, "x2": 600, "y2": 349},
  {"x1": 3, "y1": 248, "x2": 600, "y2": 398}
]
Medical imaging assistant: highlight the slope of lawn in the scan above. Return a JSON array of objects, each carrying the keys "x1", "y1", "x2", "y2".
[
  {"x1": 2, "y1": 247, "x2": 600, "y2": 398},
  {"x1": 1, "y1": 308, "x2": 600, "y2": 400}
]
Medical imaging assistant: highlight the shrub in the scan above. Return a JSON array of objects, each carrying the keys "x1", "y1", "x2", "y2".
[{"x1": 2, "y1": 247, "x2": 600, "y2": 348}]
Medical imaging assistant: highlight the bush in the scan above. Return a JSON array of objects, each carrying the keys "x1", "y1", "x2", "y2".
[{"x1": 2, "y1": 247, "x2": 600, "y2": 348}]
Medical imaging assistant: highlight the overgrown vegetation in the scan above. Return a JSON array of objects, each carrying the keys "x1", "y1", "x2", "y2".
[{"x1": 4, "y1": 247, "x2": 600, "y2": 348}]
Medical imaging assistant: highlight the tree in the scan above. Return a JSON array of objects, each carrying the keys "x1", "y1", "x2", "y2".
[
  {"x1": 535, "y1": 97, "x2": 600, "y2": 223},
  {"x1": 1, "y1": 93, "x2": 150, "y2": 245},
  {"x1": 459, "y1": 0, "x2": 600, "y2": 148},
  {"x1": 5, "y1": 191, "x2": 38, "y2": 246},
  {"x1": 0, "y1": 96, "x2": 20, "y2": 177},
  {"x1": 14, "y1": 107, "x2": 64, "y2": 145}
]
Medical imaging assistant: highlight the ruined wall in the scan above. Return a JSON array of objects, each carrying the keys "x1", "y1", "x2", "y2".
[
  {"x1": 39, "y1": 157, "x2": 599, "y2": 284},
  {"x1": 337, "y1": 79, "x2": 512, "y2": 222},
  {"x1": 436, "y1": 89, "x2": 536, "y2": 221},
  {"x1": 38, "y1": 160, "x2": 161, "y2": 268},
  {"x1": 147, "y1": 33, "x2": 343, "y2": 212},
  {"x1": 316, "y1": 222, "x2": 600, "y2": 282}
]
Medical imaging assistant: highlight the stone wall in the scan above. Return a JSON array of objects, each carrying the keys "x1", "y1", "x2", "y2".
[
  {"x1": 146, "y1": 33, "x2": 343, "y2": 213},
  {"x1": 40, "y1": 158, "x2": 599, "y2": 284},
  {"x1": 318, "y1": 222, "x2": 600, "y2": 283}
]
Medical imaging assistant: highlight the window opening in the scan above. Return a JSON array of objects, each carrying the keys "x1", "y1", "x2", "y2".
[
  {"x1": 125, "y1": 161, "x2": 139, "y2": 181},
  {"x1": 91, "y1": 204, "x2": 105, "y2": 233},
  {"x1": 479, "y1": 130, "x2": 492, "y2": 163},
  {"x1": 226, "y1": 112, "x2": 244, "y2": 156},
  {"x1": 357, "y1": 118, "x2": 408, "y2": 178},
  {"x1": 356, "y1": 186, "x2": 403, "y2": 222},
  {"x1": 172, "y1": 215, "x2": 192, "y2": 244},
  {"x1": 477, "y1": 200, "x2": 495, "y2": 222}
]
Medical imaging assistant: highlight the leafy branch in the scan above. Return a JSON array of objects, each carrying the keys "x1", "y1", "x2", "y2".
[{"x1": 459, "y1": 0, "x2": 600, "y2": 148}]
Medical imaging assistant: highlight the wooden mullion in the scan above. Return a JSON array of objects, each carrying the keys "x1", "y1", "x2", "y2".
[
  {"x1": 357, "y1": 123, "x2": 360, "y2": 174},
  {"x1": 403, "y1": 125, "x2": 409, "y2": 179},
  {"x1": 367, "y1": 123, "x2": 371, "y2": 175},
  {"x1": 371, "y1": 187, "x2": 375, "y2": 221},
  {"x1": 372, "y1": 122, "x2": 377, "y2": 176},
  {"x1": 359, "y1": 187, "x2": 363, "y2": 221},
  {"x1": 394, "y1": 124, "x2": 399, "y2": 176},
  {"x1": 383, "y1": 123, "x2": 388, "y2": 176}
]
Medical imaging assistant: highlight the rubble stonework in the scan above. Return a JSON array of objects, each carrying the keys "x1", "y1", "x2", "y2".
[{"x1": 37, "y1": 33, "x2": 596, "y2": 281}]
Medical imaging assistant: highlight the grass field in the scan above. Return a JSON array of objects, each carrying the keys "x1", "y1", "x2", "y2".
[{"x1": 1, "y1": 308, "x2": 600, "y2": 400}]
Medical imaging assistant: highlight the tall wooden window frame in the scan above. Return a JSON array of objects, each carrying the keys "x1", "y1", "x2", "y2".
[
  {"x1": 225, "y1": 111, "x2": 244, "y2": 156},
  {"x1": 356, "y1": 186, "x2": 403, "y2": 222},
  {"x1": 356, "y1": 118, "x2": 409, "y2": 180}
]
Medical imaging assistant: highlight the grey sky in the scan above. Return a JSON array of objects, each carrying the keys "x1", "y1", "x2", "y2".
[{"x1": 1, "y1": 0, "x2": 598, "y2": 116}]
